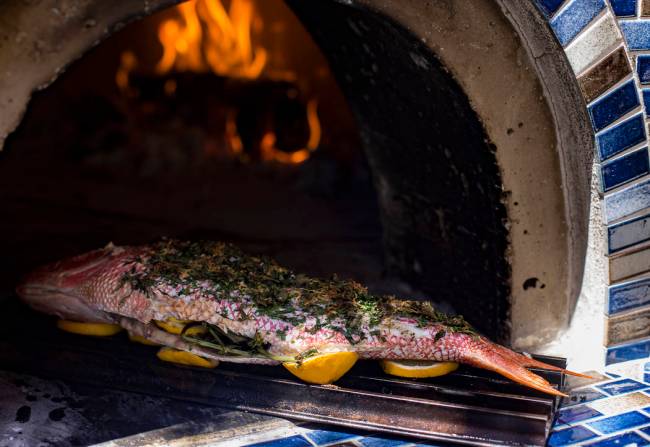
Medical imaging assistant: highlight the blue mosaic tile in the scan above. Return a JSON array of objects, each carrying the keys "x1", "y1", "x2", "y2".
[
  {"x1": 548, "y1": 426, "x2": 599, "y2": 446},
  {"x1": 602, "y1": 148, "x2": 650, "y2": 191},
  {"x1": 556, "y1": 404, "x2": 603, "y2": 424},
  {"x1": 535, "y1": 0, "x2": 567, "y2": 17},
  {"x1": 358, "y1": 436, "x2": 411, "y2": 447},
  {"x1": 608, "y1": 277, "x2": 650, "y2": 314},
  {"x1": 604, "y1": 178, "x2": 650, "y2": 223},
  {"x1": 611, "y1": 0, "x2": 638, "y2": 17},
  {"x1": 583, "y1": 432, "x2": 650, "y2": 446},
  {"x1": 621, "y1": 20, "x2": 650, "y2": 50},
  {"x1": 589, "y1": 80, "x2": 639, "y2": 132},
  {"x1": 597, "y1": 114, "x2": 646, "y2": 161},
  {"x1": 607, "y1": 372, "x2": 622, "y2": 378},
  {"x1": 597, "y1": 378, "x2": 649, "y2": 395},
  {"x1": 588, "y1": 411, "x2": 650, "y2": 434},
  {"x1": 550, "y1": 0, "x2": 606, "y2": 46},
  {"x1": 247, "y1": 435, "x2": 313, "y2": 447},
  {"x1": 565, "y1": 387, "x2": 609, "y2": 406},
  {"x1": 640, "y1": 425, "x2": 650, "y2": 437},
  {"x1": 606, "y1": 339, "x2": 650, "y2": 365},
  {"x1": 641, "y1": 89, "x2": 650, "y2": 111},
  {"x1": 304, "y1": 429, "x2": 359, "y2": 445},
  {"x1": 642, "y1": 57, "x2": 650, "y2": 85},
  {"x1": 607, "y1": 215, "x2": 650, "y2": 256}
]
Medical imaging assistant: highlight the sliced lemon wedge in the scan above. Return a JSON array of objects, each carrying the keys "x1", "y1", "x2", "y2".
[
  {"x1": 128, "y1": 333, "x2": 160, "y2": 346},
  {"x1": 380, "y1": 359, "x2": 459, "y2": 378},
  {"x1": 154, "y1": 318, "x2": 191, "y2": 335},
  {"x1": 56, "y1": 320, "x2": 123, "y2": 336},
  {"x1": 183, "y1": 325, "x2": 207, "y2": 337},
  {"x1": 156, "y1": 347, "x2": 218, "y2": 368},
  {"x1": 283, "y1": 352, "x2": 358, "y2": 384}
]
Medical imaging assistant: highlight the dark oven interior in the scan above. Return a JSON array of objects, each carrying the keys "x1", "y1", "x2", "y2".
[{"x1": 0, "y1": 0, "x2": 509, "y2": 341}]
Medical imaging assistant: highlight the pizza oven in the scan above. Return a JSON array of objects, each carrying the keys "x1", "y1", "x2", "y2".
[{"x1": 0, "y1": 0, "x2": 605, "y2": 445}]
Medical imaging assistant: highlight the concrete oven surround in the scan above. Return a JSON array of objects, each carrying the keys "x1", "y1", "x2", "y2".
[
  {"x1": 536, "y1": 0, "x2": 650, "y2": 368},
  {"x1": 0, "y1": 0, "x2": 647, "y2": 369}
]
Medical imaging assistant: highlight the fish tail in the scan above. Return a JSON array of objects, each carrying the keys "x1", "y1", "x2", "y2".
[{"x1": 460, "y1": 337, "x2": 589, "y2": 397}]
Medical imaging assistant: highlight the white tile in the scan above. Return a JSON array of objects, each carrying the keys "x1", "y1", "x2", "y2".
[
  {"x1": 589, "y1": 391, "x2": 650, "y2": 415},
  {"x1": 611, "y1": 248, "x2": 650, "y2": 282},
  {"x1": 609, "y1": 214, "x2": 650, "y2": 254},
  {"x1": 565, "y1": 13, "x2": 624, "y2": 75}
]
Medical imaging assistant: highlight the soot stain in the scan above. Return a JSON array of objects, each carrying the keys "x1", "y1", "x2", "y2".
[
  {"x1": 523, "y1": 277, "x2": 546, "y2": 290},
  {"x1": 15, "y1": 405, "x2": 31, "y2": 423},
  {"x1": 48, "y1": 407, "x2": 66, "y2": 422}
]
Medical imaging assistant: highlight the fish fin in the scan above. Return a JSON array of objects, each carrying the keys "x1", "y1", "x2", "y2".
[
  {"x1": 505, "y1": 350, "x2": 593, "y2": 379},
  {"x1": 462, "y1": 338, "x2": 569, "y2": 397}
]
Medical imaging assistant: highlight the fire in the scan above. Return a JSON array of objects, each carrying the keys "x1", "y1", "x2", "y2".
[
  {"x1": 116, "y1": 51, "x2": 137, "y2": 93},
  {"x1": 156, "y1": 0, "x2": 267, "y2": 79},
  {"x1": 258, "y1": 99, "x2": 321, "y2": 164},
  {"x1": 225, "y1": 111, "x2": 244, "y2": 156},
  {"x1": 117, "y1": 0, "x2": 322, "y2": 165}
]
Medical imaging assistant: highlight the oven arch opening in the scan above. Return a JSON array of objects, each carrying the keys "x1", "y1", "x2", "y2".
[{"x1": 0, "y1": 0, "x2": 595, "y2": 351}]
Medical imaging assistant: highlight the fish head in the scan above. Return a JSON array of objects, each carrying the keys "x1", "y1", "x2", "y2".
[{"x1": 16, "y1": 244, "x2": 126, "y2": 323}]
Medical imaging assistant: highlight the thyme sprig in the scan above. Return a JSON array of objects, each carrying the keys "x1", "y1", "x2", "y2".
[
  {"x1": 181, "y1": 322, "x2": 294, "y2": 362},
  {"x1": 122, "y1": 240, "x2": 477, "y2": 345}
]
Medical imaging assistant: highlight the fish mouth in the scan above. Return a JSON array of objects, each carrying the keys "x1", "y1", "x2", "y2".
[{"x1": 16, "y1": 282, "x2": 113, "y2": 324}]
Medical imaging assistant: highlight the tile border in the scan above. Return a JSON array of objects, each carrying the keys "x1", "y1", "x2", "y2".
[{"x1": 533, "y1": 0, "x2": 650, "y2": 362}]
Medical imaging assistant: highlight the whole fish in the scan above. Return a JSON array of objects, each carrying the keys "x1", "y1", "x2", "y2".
[{"x1": 16, "y1": 239, "x2": 583, "y2": 395}]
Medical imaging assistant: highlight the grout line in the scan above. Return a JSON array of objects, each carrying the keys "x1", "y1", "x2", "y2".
[
  {"x1": 609, "y1": 243, "x2": 650, "y2": 267},
  {"x1": 603, "y1": 170, "x2": 650, "y2": 198},
  {"x1": 550, "y1": 0, "x2": 579, "y2": 21},
  {"x1": 600, "y1": 140, "x2": 648, "y2": 164},
  {"x1": 606, "y1": 335, "x2": 650, "y2": 349},
  {"x1": 585, "y1": 72, "x2": 635, "y2": 106},
  {"x1": 640, "y1": 0, "x2": 643, "y2": 18},
  {"x1": 576, "y1": 42, "x2": 628, "y2": 80},
  {"x1": 608, "y1": 236, "x2": 650, "y2": 259},
  {"x1": 606, "y1": 270, "x2": 650, "y2": 288},
  {"x1": 563, "y1": 8, "x2": 612, "y2": 52},
  {"x1": 598, "y1": 139, "x2": 647, "y2": 167},
  {"x1": 606, "y1": 204, "x2": 650, "y2": 226},
  {"x1": 607, "y1": 301, "x2": 650, "y2": 319},
  {"x1": 593, "y1": 106, "x2": 644, "y2": 134}
]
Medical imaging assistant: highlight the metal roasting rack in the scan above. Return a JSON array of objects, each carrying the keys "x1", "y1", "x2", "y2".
[{"x1": 0, "y1": 300, "x2": 565, "y2": 446}]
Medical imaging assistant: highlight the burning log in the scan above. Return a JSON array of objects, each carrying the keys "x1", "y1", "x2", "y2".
[{"x1": 125, "y1": 72, "x2": 320, "y2": 164}]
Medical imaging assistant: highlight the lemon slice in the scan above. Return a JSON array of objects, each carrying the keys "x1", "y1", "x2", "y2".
[
  {"x1": 128, "y1": 333, "x2": 160, "y2": 346},
  {"x1": 283, "y1": 352, "x2": 358, "y2": 384},
  {"x1": 157, "y1": 347, "x2": 218, "y2": 368},
  {"x1": 154, "y1": 318, "x2": 191, "y2": 335},
  {"x1": 380, "y1": 359, "x2": 459, "y2": 378},
  {"x1": 184, "y1": 325, "x2": 207, "y2": 336},
  {"x1": 57, "y1": 320, "x2": 123, "y2": 336}
]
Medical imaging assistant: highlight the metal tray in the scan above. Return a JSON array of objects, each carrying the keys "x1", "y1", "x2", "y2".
[{"x1": 0, "y1": 300, "x2": 565, "y2": 446}]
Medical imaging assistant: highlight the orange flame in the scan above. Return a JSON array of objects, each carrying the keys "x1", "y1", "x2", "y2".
[
  {"x1": 225, "y1": 111, "x2": 244, "y2": 156},
  {"x1": 116, "y1": 0, "x2": 322, "y2": 165},
  {"x1": 156, "y1": 0, "x2": 267, "y2": 79},
  {"x1": 116, "y1": 51, "x2": 137, "y2": 93},
  {"x1": 259, "y1": 99, "x2": 321, "y2": 164}
]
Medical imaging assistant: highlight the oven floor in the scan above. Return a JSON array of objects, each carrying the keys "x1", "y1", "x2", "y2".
[{"x1": 0, "y1": 369, "x2": 232, "y2": 447}]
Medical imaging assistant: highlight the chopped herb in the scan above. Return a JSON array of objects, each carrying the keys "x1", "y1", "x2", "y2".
[
  {"x1": 275, "y1": 328, "x2": 287, "y2": 341},
  {"x1": 294, "y1": 348, "x2": 319, "y2": 364},
  {"x1": 121, "y1": 240, "x2": 477, "y2": 346}
]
